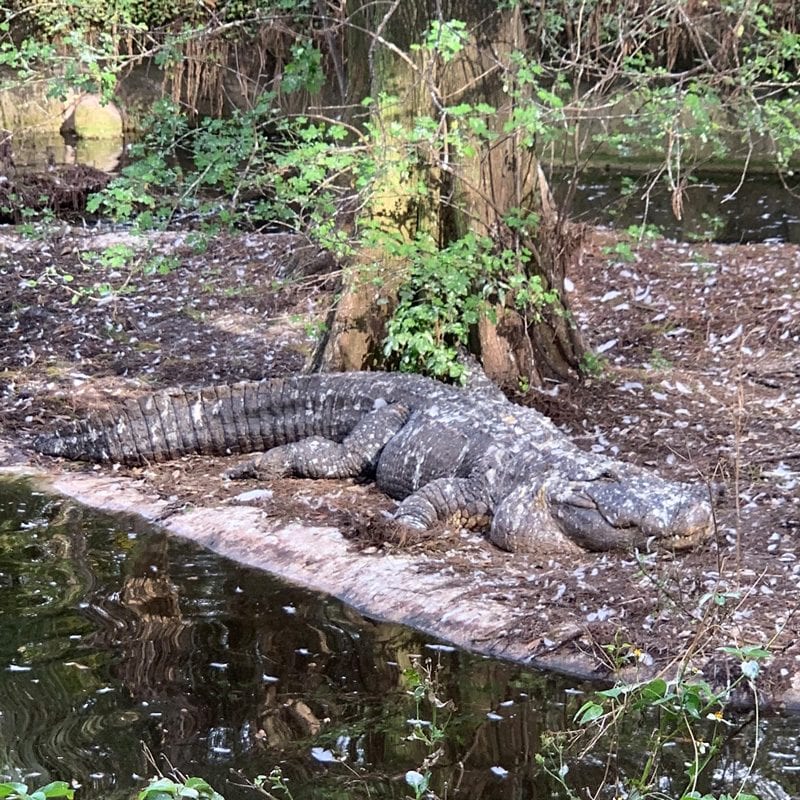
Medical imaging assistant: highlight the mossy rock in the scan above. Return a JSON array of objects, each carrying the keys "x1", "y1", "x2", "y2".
[
  {"x1": 0, "y1": 87, "x2": 72, "y2": 134},
  {"x1": 72, "y1": 95, "x2": 123, "y2": 140}
]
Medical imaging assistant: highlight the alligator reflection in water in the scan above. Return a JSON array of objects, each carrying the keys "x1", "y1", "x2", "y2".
[{"x1": 1, "y1": 480, "x2": 800, "y2": 800}]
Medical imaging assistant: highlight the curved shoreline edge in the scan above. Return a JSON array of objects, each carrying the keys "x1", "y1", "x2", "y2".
[{"x1": 3, "y1": 455, "x2": 800, "y2": 715}]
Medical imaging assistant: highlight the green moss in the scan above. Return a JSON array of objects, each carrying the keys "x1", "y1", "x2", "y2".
[{"x1": 72, "y1": 96, "x2": 122, "y2": 139}]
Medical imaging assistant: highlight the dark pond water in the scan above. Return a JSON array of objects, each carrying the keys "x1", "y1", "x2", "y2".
[
  {"x1": 1, "y1": 479, "x2": 799, "y2": 800},
  {"x1": 555, "y1": 168, "x2": 800, "y2": 244}
]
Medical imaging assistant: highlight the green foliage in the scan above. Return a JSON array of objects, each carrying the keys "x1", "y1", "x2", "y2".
[
  {"x1": 398, "y1": 655, "x2": 455, "y2": 800},
  {"x1": 402, "y1": 656, "x2": 454, "y2": 748},
  {"x1": 602, "y1": 240, "x2": 636, "y2": 263},
  {"x1": 647, "y1": 348, "x2": 672, "y2": 370},
  {"x1": 88, "y1": 93, "x2": 362, "y2": 241},
  {"x1": 404, "y1": 769, "x2": 429, "y2": 800},
  {"x1": 579, "y1": 351, "x2": 606, "y2": 377},
  {"x1": 137, "y1": 776, "x2": 224, "y2": 800},
  {"x1": 0, "y1": 782, "x2": 73, "y2": 800},
  {"x1": 282, "y1": 42, "x2": 324, "y2": 94},
  {"x1": 5, "y1": 0, "x2": 312, "y2": 39},
  {"x1": 682, "y1": 794, "x2": 759, "y2": 800},
  {"x1": 144, "y1": 254, "x2": 180, "y2": 276},
  {"x1": 562, "y1": 643, "x2": 772, "y2": 800},
  {"x1": 8, "y1": 0, "x2": 800, "y2": 379},
  {"x1": 84, "y1": 244, "x2": 136, "y2": 271},
  {"x1": 412, "y1": 19, "x2": 468, "y2": 63},
  {"x1": 382, "y1": 232, "x2": 557, "y2": 380},
  {"x1": 253, "y1": 767, "x2": 293, "y2": 800}
]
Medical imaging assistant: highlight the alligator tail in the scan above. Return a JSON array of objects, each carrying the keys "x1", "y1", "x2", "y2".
[{"x1": 34, "y1": 378, "x2": 368, "y2": 466}]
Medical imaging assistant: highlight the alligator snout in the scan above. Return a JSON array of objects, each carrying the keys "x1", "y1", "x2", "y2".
[
  {"x1": 560, "y1": 475, "x2": 714, "y2": 551},
  {"x1": 644, "y1": 492, "x2": 714, "y2": 548},
  {"x1": 489, "y1": 470, "x2": 715, "y2": 554}
]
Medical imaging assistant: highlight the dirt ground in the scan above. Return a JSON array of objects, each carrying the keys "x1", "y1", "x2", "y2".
[{"x1": 2, "y1": 222, "x2": 800, "y2": 702}]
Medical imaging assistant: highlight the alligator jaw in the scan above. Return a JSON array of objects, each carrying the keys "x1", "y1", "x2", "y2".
[
  {"x1": 550, "y1": 474, "x2": 714, "y2": 552},
  {"x1": 489, "y1": 473, "x2": 714, "y2": 554}
]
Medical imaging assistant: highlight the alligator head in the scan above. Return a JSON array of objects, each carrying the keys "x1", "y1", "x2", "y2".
[{"x1": 489, "y1": 465, "x2": 714, "y2": 553}]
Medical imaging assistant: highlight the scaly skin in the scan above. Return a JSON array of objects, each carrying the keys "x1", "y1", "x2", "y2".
[{"x1": 34, "y1": 372, "x2": 714, "y2": 553}]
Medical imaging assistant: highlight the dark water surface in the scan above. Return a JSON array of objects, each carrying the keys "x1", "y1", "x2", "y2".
[
  {"x1": 1, "y1": 479, "x2": 799, "y2": 800},
  {"x1": 556, "y1": 168, "x2": 800, "y2": 244}
]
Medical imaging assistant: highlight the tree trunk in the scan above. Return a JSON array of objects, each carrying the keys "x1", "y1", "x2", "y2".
[{"x1": 317, "y1": 0, "x2": 584, "y2": 387}]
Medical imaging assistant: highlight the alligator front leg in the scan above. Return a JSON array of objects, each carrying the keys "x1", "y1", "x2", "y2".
[
  {"x1": 225, "y1": 403, "x2": 409, "y2": 480},
  {"x1": 393, "y1": 477, "x2": 492, "y2": 531}
]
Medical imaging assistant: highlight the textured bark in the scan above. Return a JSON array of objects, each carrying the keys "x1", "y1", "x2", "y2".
[{"x1": 323, "y1": 1, "x2": 584, "y2": 385}]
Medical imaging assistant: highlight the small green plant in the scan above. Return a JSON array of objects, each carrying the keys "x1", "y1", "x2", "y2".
[
  {"x1": 404, "y1": 769, "x2": 430, "y2": 800},
  {"x1": 686, "y1": 212, "x2": 726, "y2": 243},
  {"x1": 252, "y1": 767, "x2": 294, "y2": 800},
  {"x1": 647, "y1": 348, "x2": 672, "y2": 370},
  {"x1": 23, "y1": 263, "x2": 103, "y2": 305},
  {"x1": 17, "y1": 206, "x2": 57, "y2": 238},
  {"x1": 137, "y1": 776, "x2": 224, "y2": 800},
  {"x1": 0, "y1": 782, "x2": 73, "y2": 799},
  {"x1": 560, "y1": 643, "x2": 772, "y2": 799},
  {"x1": 597, "y1": 632, "x2": 655, "y2": 672},
  {"x1": 535, "y1": 733, "x2": 580, "y2": 800},
  {"x1": 281, "y1": 41, "x2": 324, "y2": 94},
  {"x1": 84, "y1": 243, "x2": 136, "y2": 271},
  {"x1": 143, "y1": 254, "x2": 180, "y2": 276},
  {"x1": 601, "y1": 239, "x2": 637, "y2": 263},
  {"x1": 626, "y1": 222, "x2": 662, "y2": 242},
  {"x1": 383, "y1": 231, "x2": 557, "y2": 381},
  {"x1": 579, "y1": 351, "x2": 606, "y2": 377},
  {"x1": 682, "y1": 794, "x2": 759, "y2": 800},
  {"x1": 412, "y1": 19, "x2": 468, "y2": 63},
  {"x1": 403, "y1": 656, "x2": 453, "y2": 748},
  {"x1": 399, "y1": 655, "x2": 456, "y2": 798}
]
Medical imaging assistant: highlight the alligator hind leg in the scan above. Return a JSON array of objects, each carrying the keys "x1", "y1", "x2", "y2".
[
  {"x1": 393, "y1": 477, "x2": 492, "y2": 531},
  {"x1": 225, "y1": 403, "x2": 409, "y2": 480}
]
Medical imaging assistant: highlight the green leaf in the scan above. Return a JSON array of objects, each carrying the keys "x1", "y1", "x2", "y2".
[
  {"x1": 0, "y1": 784, "x2": 29, "y2": 798},
  {"x1": 574, "y1": 701, "x2": 604, "y2": 725},
  {"x1": 596, "y1": 685, "x2": 630, "y2": 699},
  {"x1": 446, "y1": 102, "x2": 473, "y2": 117},
  {"x1": 138, "y1": 778, "x2": 179, "y2": 799},
  {"x1": 536, "y1": 88, "x2": 564, "y2": 108},
  {"x1": 639, "y1": 677, "x2": 668, "y2": 703}
]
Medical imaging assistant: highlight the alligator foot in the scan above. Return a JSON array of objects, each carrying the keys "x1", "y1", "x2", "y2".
[
  {"x1": 393, "y1": 477, "x2": 491, "y2": 531},
  {"x1": 225, "y1": 402, "x2": 411, "y2": 481}
]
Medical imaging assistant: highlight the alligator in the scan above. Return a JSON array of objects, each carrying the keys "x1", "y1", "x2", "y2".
[{"x1": 33, "y1": 372, "x2": 714, "y2": 553}]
